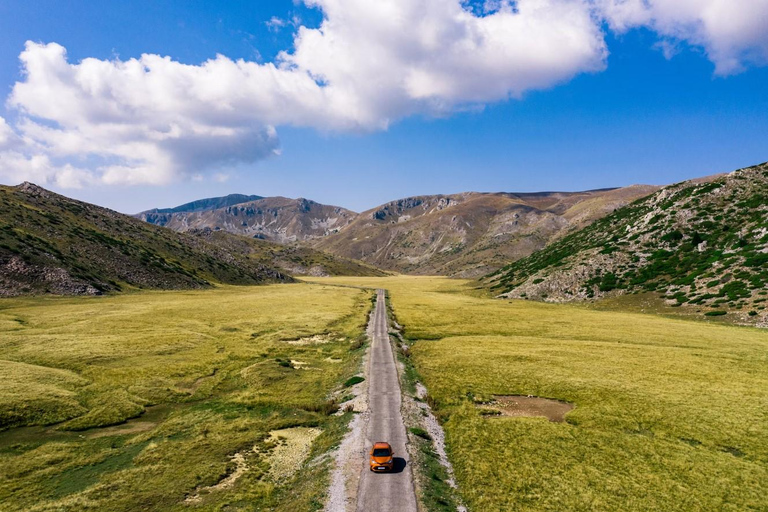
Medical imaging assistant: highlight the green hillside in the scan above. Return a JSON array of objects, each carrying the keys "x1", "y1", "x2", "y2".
[
  {"x1": 0, "y1": 183, "x2": 291, "y2": 295},
  {"x1": 486, "y1": 162, "x2": 768, "y2": 324}
]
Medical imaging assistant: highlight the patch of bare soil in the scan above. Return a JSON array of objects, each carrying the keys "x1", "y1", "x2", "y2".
[
  {"x1": 479, "y1": 395, "x2": 574, "y2": 422},
  {"x1": 185, "y1": 427, "x2": 320, "y2": 504},
  {"x1": 268, "y1": 427, "x2": 322, "y2": 482},
  {"x1": 284, "y1": 334, "x2": 340, "y2": 345}
]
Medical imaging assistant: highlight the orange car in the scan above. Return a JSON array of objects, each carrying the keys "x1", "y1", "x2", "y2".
[{"x1": 369, "y1": 442, "x2": 394, "y2": 472}]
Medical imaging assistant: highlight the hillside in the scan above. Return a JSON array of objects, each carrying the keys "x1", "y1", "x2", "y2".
[
  {"x1": 313, "y1": 186, "x2": 658, "y2": 276},
  {"x1": 138, "y1": 196, "x2": 356, "y2": 243},
  {"x1": 486, "y1": 162, "x2": 768, "y2": 324},
  {"x1": 186, "y1": 228, "x2": 386, "y2": 277},
  {"x1": 0, "y1": 183, "x2": 292, "y2": 296}
]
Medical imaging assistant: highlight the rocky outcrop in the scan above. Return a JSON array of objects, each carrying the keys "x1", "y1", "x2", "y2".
[
  {"x1": 138, "y1": 196, "x2": 356, "y2": 243},
  {"x1": 0, "y1": 256, "x2": 101, "y2": 296}
]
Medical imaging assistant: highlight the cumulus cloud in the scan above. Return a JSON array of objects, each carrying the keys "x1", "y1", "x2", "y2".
[
  {"x1": 0, "y1": 116, "x2": 18, "y2": 150},
  {"x1": 287, "y1": 0, "x2": 607, "y2": 122},
  {"x1": 2, "y1": 0, "x2": 767, "y2": 187},
  {"x1": 8, "y1": 42, "x2": 285, "y2": 186},
  {"x1": 4, "y1": 0, "x2": 610, "y2": 187},
  {"x1": 0, "y1": 151, "x2": 93, "y2": 188},
  {"x1": 596, "y1": 0, "x2": 768, "y2": 74}
]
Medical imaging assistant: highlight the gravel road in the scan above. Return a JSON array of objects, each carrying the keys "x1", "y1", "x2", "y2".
[{"x1": 354, "y1": 289, "x2": 418, "y2": 512}]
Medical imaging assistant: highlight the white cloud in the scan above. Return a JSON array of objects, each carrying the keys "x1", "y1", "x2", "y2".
[
  {"x1": 3, "y1": 0, "x2": 767, "y2": 188},
  {"x1": 5, "y1": 0, "x2": 609, "y2": 187},
  {"x1": 0, "y1": 115, "x2": 96, "y2": 188},
  {"x1": 0, "y1": 116, "x2": 17, "y2": 150},
  {"x1": 8, "y1": 42, "x2": 285, "y2": 186},
  {"x1": 596, "y1": 0, "x2": 768, "y2": 74},
  {"x1": 0, "y1": 151, "x2": 94, "y2": 188},
  {"x1": 288, "y1": 0, "x2": 607, "y2": 122},
  {"x1": 266, "y1": 16, "x2": 288, "y2": 32}
]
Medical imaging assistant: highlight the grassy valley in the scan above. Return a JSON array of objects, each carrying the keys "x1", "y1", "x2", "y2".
[
  {"x1": 0, "y1": 283, "x2": 373, "y2": 511},
  {"x1": 2, "y1": 162, "x2": 767, "y2": 512}
]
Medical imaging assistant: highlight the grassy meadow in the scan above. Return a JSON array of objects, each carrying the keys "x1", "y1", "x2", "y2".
[
  {"x1": 0, "y1": 283, "x2": 373, "y2": 511},
  {"x1": 312, "y1": 276, "x2": 768, "y2": 511}
]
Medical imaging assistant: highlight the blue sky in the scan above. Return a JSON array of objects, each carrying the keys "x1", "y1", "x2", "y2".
[{"x1": 0, "y1": 0, "x2": 766, "y2": 213}]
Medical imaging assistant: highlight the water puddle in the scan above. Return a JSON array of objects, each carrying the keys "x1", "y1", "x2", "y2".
[{"x1": 478, "y1": 395, "x2": 574, "y2": 422}]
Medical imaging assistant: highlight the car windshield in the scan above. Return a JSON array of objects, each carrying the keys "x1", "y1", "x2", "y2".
[{"x1": 373, "y1": 448, "x2": 391, "y2": 457}]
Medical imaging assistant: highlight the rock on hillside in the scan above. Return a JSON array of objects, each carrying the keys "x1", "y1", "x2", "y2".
[
  {"x1": 313, "y1": 186, "x2": 658, "y2": 277},
  {"x1": 486, "y1": 162, "x2": 768, "y2": 325},
  {"x1": 0, "y1": 183, "x2": 291, "y2": 296},
  {"x1": 138, "y1": 196, "x2": 356, "y2": 243}
]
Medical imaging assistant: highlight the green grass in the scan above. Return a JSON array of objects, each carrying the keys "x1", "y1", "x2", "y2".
[
  {"x1": 312, "y1": 276, "x2": 768, "y2": 512},
  {"x1": 0, "y1": 283, "x2": 373, "y2": 511}
]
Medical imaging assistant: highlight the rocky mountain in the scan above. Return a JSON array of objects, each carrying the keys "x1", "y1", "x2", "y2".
[
  {"x1": 313, "y1": 186, "x2": 659, "y2": 276},
  {"x1": 0, "y1": 183, "x2": 295, "y2": 296},
  {"x1": 485, "y1": 162, "x2": 768, "y2": 324},
  {"x1": 138, "y1": 196, "x2": 356, "y2": 243}
]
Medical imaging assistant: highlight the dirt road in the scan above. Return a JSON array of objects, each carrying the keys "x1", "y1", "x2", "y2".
[{"x1": 354, "y1": 289, "x2": 418, "y2": 512}]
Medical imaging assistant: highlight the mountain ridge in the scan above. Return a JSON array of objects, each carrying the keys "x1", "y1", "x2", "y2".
[
  {"x1": 138, "y1": 196, "x2": 357, "y2": 243},
  {"x1": 139, "y1": 185, "x2": 659, "y2": 276},
  {"x1": 313, "y1": 185, "x2": 660, "y2": 276}
]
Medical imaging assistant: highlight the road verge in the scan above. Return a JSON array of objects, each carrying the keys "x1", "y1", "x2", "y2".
[{"x1": 386, "y1": 294, "x2": 466, "y2": 512}]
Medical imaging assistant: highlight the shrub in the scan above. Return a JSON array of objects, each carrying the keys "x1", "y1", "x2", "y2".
[
  {"x1": 409, "y1": 427, "x2": 432, "y2": 440},
  {"x1": 344, "y1": 376, "x2": 365, "y2": 387},
  {"x1": 705, "y1": 311, "x2": 727, "y2": 317}
]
